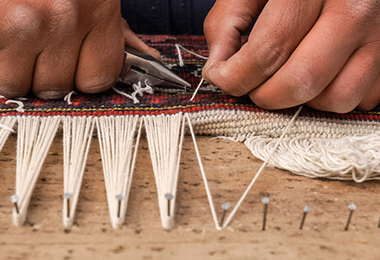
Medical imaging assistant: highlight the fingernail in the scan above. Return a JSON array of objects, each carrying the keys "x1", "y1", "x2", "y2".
[{"x1": 36, "y1": 91, "x2": 66, "y2": 100}]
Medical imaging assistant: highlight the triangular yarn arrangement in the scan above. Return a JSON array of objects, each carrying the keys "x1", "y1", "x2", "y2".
[
  {"x1": 186, "y1": 107, "x2": 302, "y2": 230},
  {"x1": 96, "y1": 115, "x2": 142, "y2": 229},
  {"x1": 62, "y1": 116, "x2": 95, "y2": 227},
  {"x1": 144, "y1": 113, "x2": 186, "y2": 230},
  {"x1": 13, "y1": 116, "x2": 60, "y2": 226}
]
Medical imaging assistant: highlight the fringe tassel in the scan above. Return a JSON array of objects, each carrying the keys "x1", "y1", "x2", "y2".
[
  {"x1": 245, "y1": 133, "x2": 380, "y2": 183},
  {"x1": 96, "y1": 115, "x2": 142, "y2": 229},
  {"x1": 144, "y1": 113, "x2": 186, "y2": 230},
  {"x1": 62, "y1": 116, "x2": 95, "y2": 227},
  {"x1": 0, "y1": 117, "x2": 16, "y2": 151},
  {"x1": 13, "y1": 116, "x2": 60, "y2": 226}
]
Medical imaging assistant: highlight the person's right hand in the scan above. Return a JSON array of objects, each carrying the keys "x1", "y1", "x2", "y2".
[{"x1": 0, "y1": 0, "x2": 160, "y2": 100}]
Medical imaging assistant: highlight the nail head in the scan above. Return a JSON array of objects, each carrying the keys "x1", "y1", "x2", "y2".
[
  {"x1": 303, "y1": 205, "x2": 311, "y2": 213},
  {"x1": 221, "y1": 202, "x2": 231, "y2": 210},
  {"x1": 348, "y1": 203, "x2": 357, "y2": 211},
  {"x1": 10, "y1": 194, "x2": 18, "y2": 203}
]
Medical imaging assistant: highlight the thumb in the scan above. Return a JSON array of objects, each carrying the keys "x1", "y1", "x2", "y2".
[{"x1": 203, "y1": 0, "x2": 265, "y2": 85}]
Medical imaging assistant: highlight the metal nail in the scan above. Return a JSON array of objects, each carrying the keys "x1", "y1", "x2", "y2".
[
  {"x1": 64, "y1": 193, "x2": 72, "y2": 218},
  {"x1": 165, "y1": 193, "x2": 174, "y2": 217},
  {"x1": 220, "y1": 202, "x2": 231, "y2": 226},
  {"x1": 300, "y1": 205, "x2": 311, "y2": 230},
  {"x1": 261, "y1": 197, "x2": 270, "y2": 231},
  {"x1": 345, "y1": 203, "x2": 357, "y2": 231},
  {"x1": 116, "y1": 194, "x2": 123, "y2": 218},
  {"x1": 10, "y1": 194, "x2": 19, "y2": 214}
]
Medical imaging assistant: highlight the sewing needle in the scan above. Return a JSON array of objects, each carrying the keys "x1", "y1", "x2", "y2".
[
  {"x1": 220, "y1": 202, "x2": 231, "y2": 226},
  {"x1": 116, "y1": 194, "x2": 123, "y2": 218},
  {"x1": 165, "y1": 193, "x2": 174, "y2": 217},
  {"x1": 10, "y1": 194, "x2": 19, "y2": 214},
  {"x1": 64, "y1": 193, "x2": 72, "y2": 218}
]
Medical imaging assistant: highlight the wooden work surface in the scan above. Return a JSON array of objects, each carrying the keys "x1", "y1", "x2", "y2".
[{"x1": 0, "y1": 133, "x2": 379, "y2": 260}]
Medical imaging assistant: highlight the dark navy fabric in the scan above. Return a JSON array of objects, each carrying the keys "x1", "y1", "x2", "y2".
[{"x1": 121, "y1": 0, "x2": 215, "y2": 35}]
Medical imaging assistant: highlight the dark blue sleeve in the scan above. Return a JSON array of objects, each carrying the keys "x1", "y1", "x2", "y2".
[{"x1": 121, "y1": 0, "x2": 215, "y2": 35}]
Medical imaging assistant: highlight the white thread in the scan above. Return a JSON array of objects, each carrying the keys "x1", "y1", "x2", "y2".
[
  {"x1": 62, "y1": 116, "x2": 95, "y2": 227},
  {"x1": 6, "y1": 100, "x2": 25, "y2": 113},
  {"x1": 0, "y1": 95, "x2": 5, "y2": 99},
  {"x1": 96, "y1": 115, "x2": 142, "y2": 229},
  {"x1": 16, "y1": 97, "x2": 28, "y2": 101},
  {"x1": 0, "y1": 117, "x2": 17, "y2": 151},
  {"x1": 175, "y1": 44, "x2": 208, "y2": 67},
  {"x1": 113, "y1": 81, "x2": 154, "y2": 104},
  {"x1": 112, "y1": 86, "x2": 138, "y2": 103},
  {"x1": 144, "y1": 113, "x2": 186, "y2": 230},
  {"x1": 13, "y1": 116, "x2": 60, "y2": 226},
  {"x1": 0, "y1": 123, "x2": 15, "y2": 133},
  {"x1": 245, "y1": 132, "x2": 380, "y2": 182},
  {"x1": 190, "y1": 78, "x2": 205, "y2": 101},
  {"x1": 186, "y1": 106, "x2": 303, "y2": 230},
  {"x1": 64, "y1": 91, "x2": 77, "y2": 105}
]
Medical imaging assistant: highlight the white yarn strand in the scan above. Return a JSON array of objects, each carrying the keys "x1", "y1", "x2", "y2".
[
  {"x1": 0, "y1": 117, "x2": 17, "y2": 151},
  {"x1": 186, "y1": 106, "x2": 303, "y2": 230},
  {"x1": 144, "y1": 113, "x2": 186, "y2": 230},
  {"x1": 14, "y1": 116, "x2": 60, "y2": 226},
  {"x1": 96, "y1": 115, "x2": 142, "y2": 229},
  {"x1": 5, "y1": 100, "x2": 25, "y2": 113},
  {"x1": 190, "y1": 78, "x2": 205, "y2": 102},
  {"x1": 62, "y1": 116, "x2": 95, "y2": 227},
  {"x1": 175, "y1": 44, "x2": 208, "y2": 67}
]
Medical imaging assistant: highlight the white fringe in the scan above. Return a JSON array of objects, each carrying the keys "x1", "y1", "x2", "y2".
[
  {"x1": 96, "y1": 115, "x2": 142, "y2": 229},
  {"x1": 245, "y1": 133, "x2": 380, "y2": 183},
  {"x1": 144, "y1": 113, "x2": 186, "y2": 230},
  {"x1": 0, "y1": 117, "x2": 17, "y2": 151},
  {"x1": 13, "y1": 116, "x2": 60, "y2": 226},
  {"x1": 62, "y1": 116, "x2": 95, "y2": 227}
]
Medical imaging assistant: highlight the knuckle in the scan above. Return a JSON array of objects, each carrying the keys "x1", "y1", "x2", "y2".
[
  {"x1": 76, "y1": 77, "x2": 116, "y2": 94},
  {"x1": 285, "y1": 64, "x2": 321, "y2": 103},
  {"x1": 0, "y1": 4, "x2": 45, "y2": 40},
  {"x1": 252, "y1": 41, "x2": 288, "y2": 78},
  {"x1": 45, "y1": 0, "x2": 79, "y2": 29},
  {"x1": 346, "y1": 0, "x2": 380, "y2": 20}
]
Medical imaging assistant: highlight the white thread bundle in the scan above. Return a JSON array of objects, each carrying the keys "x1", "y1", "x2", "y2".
[
  {"x1": 0, "y1": 117, "x2": 16, "y2": 151},
  {"x1": 113, "y1": 80, "x2": 154, "y2": 104},
  {"x1": 96, "y1": 115, "x2": 142, "y2": 229},
  {"x1": 13, "y1": 116, "x2": 60, "y2": 226},
  {"x1": 187, "y1": 106, "x2": 303, "y2": 230},
  {"x1": 175, "y1": 44, "x2": 208, "y2": 67},
  {"x1": 245, "y1": 133, "x2": 380, "y2": 183},
  {"x1": 62, "y1": 116, "x2": 95, "y2": 227},
  {"x1": 144, "y1": 113, "x2": 186, "y2": 230}
]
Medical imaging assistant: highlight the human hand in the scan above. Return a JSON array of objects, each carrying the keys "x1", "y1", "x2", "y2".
[
  {"x1": 203, "y1": 0, "x2": 380, "y2": 113},
  {"x1": 0, "y1": 0, "x2": 160, "y2": 100}
]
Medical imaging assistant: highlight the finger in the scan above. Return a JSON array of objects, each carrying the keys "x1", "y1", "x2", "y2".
[
  {"x1": 121, "y1": 19, "x2": 161, "y2": 61},
  {"x1": 357, "y1": 73, "x2": 380, "y2": 111},
  {"x1": 32, "y1": 40, "x2": 80, "y2": 99},
  {"x1": 307, "y1": 44, "x2": 380, "y2": 113},
  {"x1": 0, "y1": 45, "x2": 35, "y2": 98},
  {"x1": 203, "y1": 0, "x2": 265, "y2": 65},
  {"x1": 75, "y1": 18, "x2": 125, "y2": 94},
  {"x1": 203, "y1": 0, "x2": 322, "y2": 96},
  {"x1": 249, "y1": 11, "x2": 362, "y2": 109}
]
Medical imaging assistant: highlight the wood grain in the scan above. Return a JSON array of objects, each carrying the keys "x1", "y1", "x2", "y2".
[{"x1": 0, "y1": 133, "x2": 379, "y2": 260}]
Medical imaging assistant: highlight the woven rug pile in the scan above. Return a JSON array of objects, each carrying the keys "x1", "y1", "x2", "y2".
[{"x1": 1, "y1": 35, "x2": 380, "y2": 182}]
